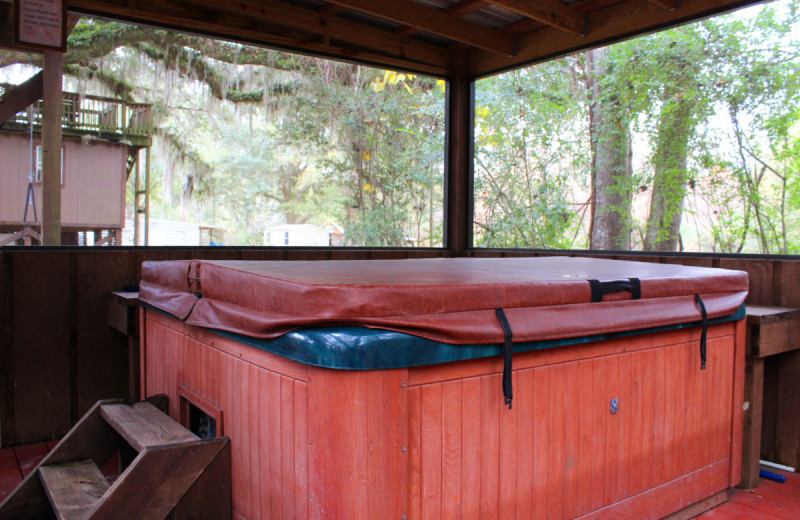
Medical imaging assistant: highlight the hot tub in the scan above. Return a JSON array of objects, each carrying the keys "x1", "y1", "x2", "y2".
[{"x1": 139, "y1": 256, "x2": 748, "y2": 520}]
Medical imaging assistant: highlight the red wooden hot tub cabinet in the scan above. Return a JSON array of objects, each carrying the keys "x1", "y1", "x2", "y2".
[{"x1": 139, "y1": 256, "x2": 748, "y2": 520}]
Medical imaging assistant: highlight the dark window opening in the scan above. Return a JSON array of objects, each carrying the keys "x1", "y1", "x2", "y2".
[{"x1": 188, "y1": 401, "x2": 216, "y2": 439}]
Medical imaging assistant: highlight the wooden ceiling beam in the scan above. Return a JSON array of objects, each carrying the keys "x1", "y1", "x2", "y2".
[
  {"x1": 446, "y1": 0, "x2": 490, "y2": 18},
  {"x1": 67, "y1": 0, "x2": 451, "y2": 75},
  {"x1": 469, "y1": 0, "x2": 763, "y2": 78},
  {"x1": 325, "y1": 0, "x2": 514, "y2": 55},
  {"x1": 645, "y1": 0, "x2": 680, "y2": 10},
  {"x1": 483, "y1": 0, "x2": 585, "y2": 35},
  {"x1": 393, "y1": 0, "x2": 488, "y2": 40}
]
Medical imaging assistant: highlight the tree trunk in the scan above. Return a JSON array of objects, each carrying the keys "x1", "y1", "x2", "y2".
[
  {"x1": 588, "y1": 47, "x2": 632, "y2": 251},
  {"x1": 644, "y1": 87, "x2": 694, "y2": 251}
]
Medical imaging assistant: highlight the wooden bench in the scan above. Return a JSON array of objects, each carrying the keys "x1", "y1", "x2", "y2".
[{"x1": 741, "y1": 305, "x2": 800, "y2": 489}]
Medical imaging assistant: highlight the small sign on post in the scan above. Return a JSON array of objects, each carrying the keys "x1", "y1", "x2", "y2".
[{"x1": 13, "y1": 0, "x2": 67, "y2": 52}]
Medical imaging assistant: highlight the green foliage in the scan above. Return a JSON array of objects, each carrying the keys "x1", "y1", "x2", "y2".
[
  {"x1": 473, "y1": 60, "x2": 590, "y2": 248},
  {"x1": 1, "y1": 18, "x2": 448, "y2": 246},
  {"x1": 473, "y1": 0, "x2": 800, "y2": 254}
]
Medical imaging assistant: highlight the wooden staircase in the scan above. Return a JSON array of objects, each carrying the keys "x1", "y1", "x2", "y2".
[{"x1": 0, "y1": 396, "x2": 231, "y2": 520}]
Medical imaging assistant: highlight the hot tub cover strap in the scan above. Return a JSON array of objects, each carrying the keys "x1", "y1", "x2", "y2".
[
  {"x1": 495, "y1": 308, "x2": 514, "y2": 409},
  {"x1": 695, "y1": 294, "x2": 708, "y2": 370}
]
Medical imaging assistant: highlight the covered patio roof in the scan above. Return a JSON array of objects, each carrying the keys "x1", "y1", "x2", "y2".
[{"x1": 0, "y1": 0, "x2": 762, "y2": 79}]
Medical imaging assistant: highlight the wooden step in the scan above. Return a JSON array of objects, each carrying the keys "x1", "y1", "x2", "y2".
[
  {"x1": 100, "y1": 402, "x2": 198, "y2": 452},
  {"x1": 39, "y1": 460, "x2": 109, "y2": 520}
]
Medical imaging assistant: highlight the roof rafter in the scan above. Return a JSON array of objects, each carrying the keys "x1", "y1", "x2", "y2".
[
  {"x1": 393, "y1": 0, "x2": 488, "y2": 38},
  {"x1": 484, "y1": 0, "x2": 586, "y2": 35},
  {"x1": 645, "y1": 0, "x2": 680, "y2": 10},
  {"x1": 68, "y1": 0, "x2": 451, "y2": 75},
  {"x1": 325, "y1": 0, "x2": 514, "y2": 55}
]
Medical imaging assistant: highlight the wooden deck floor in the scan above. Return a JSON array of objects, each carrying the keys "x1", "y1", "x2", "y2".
[
  {"x1": 0, "y1": 441, "x2": 56, "y2": 501},
  {"x1": 1, "y1": 441, "x2": 797, "y2": 518},
  {"x1": 0, "y1": 440, "x2": 121, "y2": 504},
  {"x1": 698, "y1": 469, "x2": 800, "y2": 520}
]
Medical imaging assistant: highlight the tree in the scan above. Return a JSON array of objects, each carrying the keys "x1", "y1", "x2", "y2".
[
  {"x1": 0, "y1": 19, "x2": 447, "y2": 246},
  {"x1": 586, "y1": 47, "x2": 633, "y2": 250},
  {"x1": 473, "y1": 60, "x2": 590, "y2": 249}
]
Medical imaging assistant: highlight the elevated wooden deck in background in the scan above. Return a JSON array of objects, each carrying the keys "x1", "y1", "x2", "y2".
[{"x1": 0, "y1": 85, "x2": 152, "y2": 148}]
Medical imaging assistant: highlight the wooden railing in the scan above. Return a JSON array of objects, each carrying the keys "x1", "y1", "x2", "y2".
[
  {"x1": 2, "y1": 88, "x2": 151, "y2": 138},
  {"x1": 0, "y1": 247, "x2": 797, "y2": 475}
]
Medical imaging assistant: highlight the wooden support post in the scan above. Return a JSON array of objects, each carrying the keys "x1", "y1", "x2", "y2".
[
  {"x1": 144, "y1": 146, "x2": 150, "y2": 246},
  {"x1": 41, "y1": 51, "x2": 63, "y2": 246},
  {"x1": 741, "y1": 356, "x2": 764, "y2": 489},
  {"x1": 446, "y1": 55, "x2": 472, "y2": 257},
  {"x1": 740, "y1": 305, "x2": 800, "y2": 489},
  {"x1": 134, "y1": 150, "x2": 141, "y2": 246},
  {"x1": 145, "y1": 147, "x2": 150, "y2": 246}
]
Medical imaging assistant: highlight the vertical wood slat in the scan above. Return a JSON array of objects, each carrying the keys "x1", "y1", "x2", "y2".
[
  {"x1": 514, "y1": 371, "x2": 534, "y2": 520},
  {"x1": 575, "y1": 360, "x2": 594, "y2": 517},
  {"x1": 421, "y1": 384, "x2": 443, "y2": 520},
  {"x1": 479, "y1": 375, "x2": 500, "y2": 520},
  {"x1": 615, "y1": 352, "x2": 632, "y2": 503},
  {"x1": 652, "y1": 347, "x2": 668, "y2": 489},
  {"x1": 674, "y1": 344, "x2": 689, "y2": 483},
  {"x1": 367, "y1": 370, "x2": 408, "y2": 520},
  {"x1": 589, "y1": 358, "x2": 606, "y2": 512},
  {"x1": 441, "y1": 380, "x2": 462, "y2": 520},
  {"x1": 229, "y1": 348, "x2": 244, "y2": 517},
  {"x1": 498, "y1": 373, "x2": 517, "y2": 520},
  {"x1": 696, "y1": 339, "x2": 711, "y2": 469},
  {"x1": 602, "y1": 355, "x2": 619, "y2": 507},
  {"x1": 248, "y1": 365, "x2": 260, "y2": 520},
  {"x1": 281, "y1": 376, "x2": 295, "y2": 520},
  {"x1": 408, "y1": 386, "x2": 422, "y2": 520},
  {"x1": 257, "y1": 370, "x2": 272, "y2": 519},
  {"x1": 663, "y1": 344, "x2": 679, "y2": 485},
  {"x1": 267, "y1": 372, "x2": 282, "y2": 519},
  {"x1": 626, "y1": 352, "x2": 644, "y2": 499},
  {"x1": 294, "y1": 380, "x2": 309, "y2": 520},
  {"x1": 639, "y1": 349, "x2": 656, "y2": 494},
  {"x1": 711, "y1": 339, "x2": 726, "y2": 466},
  {"x1": 547, "y1": 365, "x2": 565, "y2": 520},
  {"x1": 460, "y1": 378, "x2": 481, "y2": 519},
  {"x1": 562, "y1": 363, "x2": 580, "y2": 520},
  {"x1": 531, "y1": 367, "x2": 549, "y2": 520}
]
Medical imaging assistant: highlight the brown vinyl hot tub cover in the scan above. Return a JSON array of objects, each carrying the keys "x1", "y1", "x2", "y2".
[{"x1": 139, "y1": 257, "x2": 748, "y2": 345}]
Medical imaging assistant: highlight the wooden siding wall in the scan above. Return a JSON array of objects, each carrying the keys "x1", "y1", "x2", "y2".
[
  {"x1": 143, "y1": 312, "x2": 312, "y2": 520},
  {"x1": 0, "y1": 133, "x2": 128, "y2": 229},
  {"x1": 0, "y1": 247, "x2": 445, "y2": 446},
  {"x1": 468, "y1": 250, "x2": 800, "y2": 472},
  {"x1": 405, "y1": 326, "x2": 737, "y2": 520},
  {"x1": 0, "y1": 246, "x2": 797, "y2": 471},
  {"x1": 142, "y1": 306, "x2": 741, "y2": 520}
]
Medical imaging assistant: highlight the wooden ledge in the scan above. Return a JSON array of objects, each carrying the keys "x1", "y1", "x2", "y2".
[
  {"x1": 746, "y1": 305, "x2": 800, "y2": 358},
  {"x1": 746, "y1": 305, "x2": 800, "y2": 324}
]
